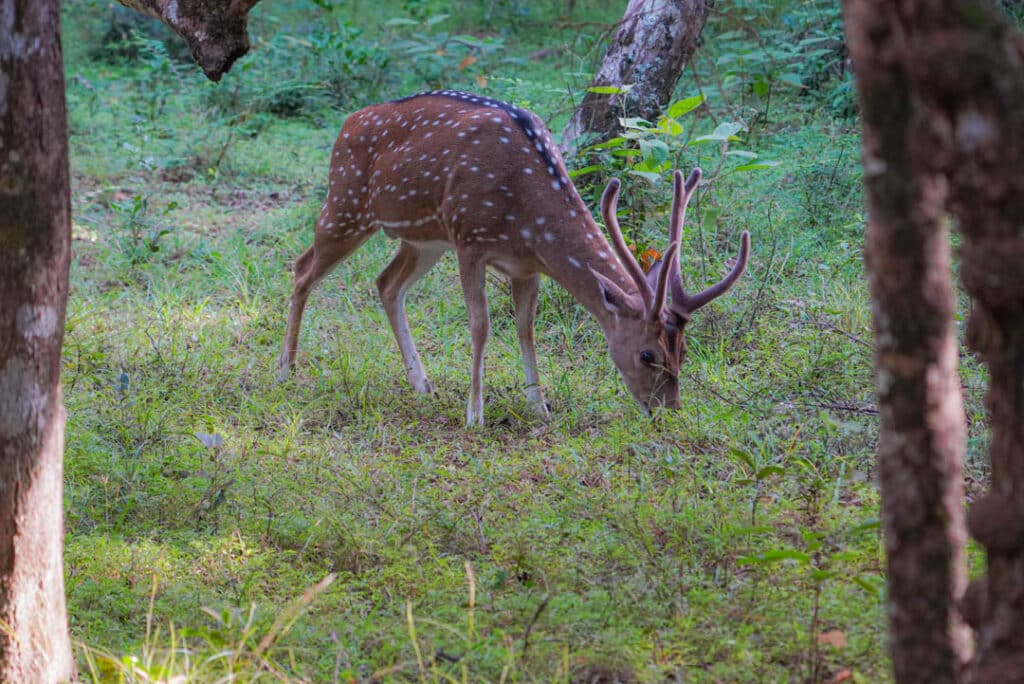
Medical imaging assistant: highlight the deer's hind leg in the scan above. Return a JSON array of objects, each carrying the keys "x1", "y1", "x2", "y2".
[
  {"x1": 376, "y1": 240, "x2": 447, "y2": 393},
  {"x1": 278, "y1": 203, "x2": 374, "y2": 381},
  {"x1": 511, "y1": 275, "x2": 549, "y2": 418},
  {"x1": 456, "y1": 252, "x2": 491, "y2": 427}
]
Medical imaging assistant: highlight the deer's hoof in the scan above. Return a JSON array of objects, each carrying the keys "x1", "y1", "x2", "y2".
[{"x1": 275, "y1": 363, "x2": 293, "y2": 383}]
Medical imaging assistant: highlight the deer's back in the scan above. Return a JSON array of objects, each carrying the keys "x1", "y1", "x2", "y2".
[{"x1": 329, "y1": 91, "x2": 578, "y2": 255}]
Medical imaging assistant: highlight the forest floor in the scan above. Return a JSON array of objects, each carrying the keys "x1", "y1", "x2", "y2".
[{"x1": 60, "y1": 1, "x2": 989, "y2": 681}]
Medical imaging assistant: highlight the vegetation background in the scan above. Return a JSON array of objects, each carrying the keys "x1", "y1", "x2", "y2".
[{"x1": 60, "y1": 0, "x2": 990, "y2": 680}]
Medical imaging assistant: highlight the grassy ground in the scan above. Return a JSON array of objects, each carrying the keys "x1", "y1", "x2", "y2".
[{"x1": 59, "y1": 1, "x2": 988, "y2": 681}]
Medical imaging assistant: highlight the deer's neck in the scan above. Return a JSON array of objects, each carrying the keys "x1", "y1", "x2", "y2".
[{"x1": 537, "y1": 214, "x2": 640, "y2": 331}]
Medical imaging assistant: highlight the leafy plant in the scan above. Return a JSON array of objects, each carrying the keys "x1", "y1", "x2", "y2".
[
  {"x1": 571, "y1": 89, "x2": 776, "y2": 259},
  {"x1": 108, "y1": 193, "x2": 177, "y2": 266},
  {"x1": 739, "y1": 520, "x2": 882, "y2": 682},
  {"x1": 797, "y1": 151, "x2": 862, "y2": 238},
  {"x1": 87, "y1": 3, "x2": 192, "y2": 66},
  {"x1": 203, "y1": 22, "x2": 391, "y2": 119},
  {"x1": 385, "y1": 13, "x2": 509, "y2": 90},
  {"x1": 708, "y1": 0, "x2": 852, "y2": 121}
]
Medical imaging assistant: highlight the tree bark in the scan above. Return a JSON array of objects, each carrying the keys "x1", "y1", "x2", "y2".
[
  {"x1": 560, "y1": 0, "x2": 713, "y2": 154},
  {"x1": 0, "y1": 1, "x2": 75, "y2": 682},
  {"x1": 116, "y1": 0, "x2": 263, "y2": 81},
  {"x1": 919, "y1": 6, "x2": 1024, "y2": 682},
  {"x1": 842, "y1": 3, "x2": 971, "y2": 682},
  {"x1": 845, "y1": 1, "x2": 1024, "y2": 682}
]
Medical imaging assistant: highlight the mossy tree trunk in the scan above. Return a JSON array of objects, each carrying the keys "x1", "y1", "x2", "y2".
[
  {"x1": 0, "y1": 1, "x2": 75, "y2": 681},
  {"x1": 560, "y1": 0, "x2": 713, "y2": 154},
  {"x1": 844, "y1": 0, "x2": 1024, "y2": 681}
]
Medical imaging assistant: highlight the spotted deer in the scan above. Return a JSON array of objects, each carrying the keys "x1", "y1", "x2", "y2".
[{"x1": 278, "y1": 90, "x2": 750, "y2": 426}]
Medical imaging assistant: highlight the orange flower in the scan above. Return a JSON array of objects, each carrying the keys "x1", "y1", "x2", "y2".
[{"x1": 640, "y1": 248, "x2": 662, "y2": 272}]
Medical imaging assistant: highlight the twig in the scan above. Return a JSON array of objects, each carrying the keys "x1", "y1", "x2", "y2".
[
  {"x1": 740, "y1": 203, "x2": 779, "y2": 335},
  {"x1": 520, "y1": 595, "x2": 550, "y2": 658},
  {"x1": 790, "y1": 400, "x2": 879, "y2": 415},
  {"x1": 816, "y1": 318, "x2": 872, "y2": 349}
]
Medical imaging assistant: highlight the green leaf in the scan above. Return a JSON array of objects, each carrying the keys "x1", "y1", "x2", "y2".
[
  {"x1": 849, "y1": 518, "x2": 881, "y2": 535},
  {"x1": 452, "y1": 34, "x2": 484, "y2": 47},
  {"x1": 568, "y1": 165, "x2": 603, "y2": 178},
  {"x1": 728, "y1": 448, "x2": 756, "y2": 472},
  {"x1": 776, "y1": 72, "x2": 805, "y2": 88},
  {"x1": 752, "y1": 74, "x2": 770, "y2": 98},
  {"x1": 425, "y1": 13, "x2": 450, "y2": 28},
  {"x1": 737, "y1": 549, "x2": 811, "y2": 565},
  {"x1": 639, "y1": 139, "x2": 669, "y2": 167},
  {"x1": 626, "y1": 170, "x2": 662, "y2": 185},
  {"x1": 588, "y1": 85, "x2": 630, "y2": 95},
  {"x1": 690, "y1": 121, "x2": 746, "y2": 145},
  {"x1": 830, "y1": 551, "x2": 862, "y2": 563},
  {"x1": 853, "y1": 575, "x2": 885, "y2": 597},
  {"x1": 583, "y1": 136, "x2": 626, "y2": 151},
  {"x1": 636, "y1": 159, "x2": 671, "y2": 173},
  {"x1": 798, "y1": 37, "x2": 830, "y2": 47},
  {"x1": 618, "y1": 116, "x2": 653, "y2": 131},
  {"x1": 654, "y1": 116, "x2": 684, "y2": 136},
  {"x1": 666, "y1": 93, "x2": 705, "y2": 118},
  {"x1": 734, "y1": 160, "x2": 782, "y2": 172},
  {"x1": 756, "y1": 465, "x2": 785, "y2": 479},
  {"x1": 384, "y1": 17, "x2": 420, "y2": 27},
  {"x1": 801, "y1": 529, "x2": 826, "y2": 545}
]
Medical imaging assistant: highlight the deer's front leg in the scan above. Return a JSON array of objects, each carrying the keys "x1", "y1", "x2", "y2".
[
  {"x1": 377, "y1": 241, "x2": 446, "y2": 393},
  {"x1": 457, "y1": 254, "x2": 490, "y2": 427},
  {"x1": 511, "y1": 275, "x2": 549, "y2": 418},
  {"x1": 278, "y1": 228, "x2": 368, "y2": 382}
]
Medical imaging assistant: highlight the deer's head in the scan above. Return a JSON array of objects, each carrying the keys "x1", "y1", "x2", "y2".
[{"x1": 594, "y1": 169, "x2": 751, "y2": 412}]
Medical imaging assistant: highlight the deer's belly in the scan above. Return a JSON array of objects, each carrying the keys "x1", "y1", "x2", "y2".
[
  {"x1": 378, "y1": 214, "x2": 445, "y2": 242},
  {"x1": 486, "y1": 253, "x2": 542, "y2": 280}
]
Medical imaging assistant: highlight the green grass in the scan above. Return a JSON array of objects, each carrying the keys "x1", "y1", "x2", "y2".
[{"x1": 59, "y1": 0, "x2": 989, "y2": 681}]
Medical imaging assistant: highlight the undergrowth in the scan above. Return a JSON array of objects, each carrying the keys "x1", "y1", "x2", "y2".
[{"x1": 60, "y1": 0, "x2": 987, "y2": 681}]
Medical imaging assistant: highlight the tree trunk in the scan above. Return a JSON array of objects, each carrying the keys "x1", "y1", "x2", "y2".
[
  {"x1": 924, "y1": 5, "x2": 1024, "y2": 682},
  {"x1": 560, "y1": 0, "x2": 713, "y2": 154},
  {"x1": 0, "y1": 1, "x2": 75, "y2": 682},
  {"x1": 116, "y1": 0, "x2": 263, "y2": 81},
  {"x1": 841, "y1": 2, "x2": 971, "y2": 681},
  {"x1": 845, "y1": 0, "x2": 1024, "y2": 681}
]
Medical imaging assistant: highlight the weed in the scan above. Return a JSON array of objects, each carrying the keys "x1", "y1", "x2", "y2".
[{"x1": 108, "y1": 193, "x2": 178, "y2": 267}]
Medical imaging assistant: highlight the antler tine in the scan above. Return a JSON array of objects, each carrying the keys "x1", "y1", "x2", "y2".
[
  {"x1": 675, "y1": 231, "x2": 751, "y2": 315},
  {"x1": 651, "y1": 241, "x2": 680, "y2": 321},
  {"x1": 601, "y1": 178, "x2": 654, "y2": 313},
  {"x1": 668, "y1": 168, "x2": 702, "y2": 307}
]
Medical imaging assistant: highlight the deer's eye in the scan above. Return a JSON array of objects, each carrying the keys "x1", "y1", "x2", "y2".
[{"x1": 640, "y1": 350, "x2": 656, "y2": 365}]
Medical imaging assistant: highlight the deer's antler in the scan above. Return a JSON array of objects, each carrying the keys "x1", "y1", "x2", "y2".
[
  {"x1": 660, "y1": 168, "x2": 750, "y2": 317},
  {"x1": 672, "y1": 231, "x2": 751, "y2": 316},
  {"x1": 601, "y1": 178, "x2": 655, "y2": 316}
]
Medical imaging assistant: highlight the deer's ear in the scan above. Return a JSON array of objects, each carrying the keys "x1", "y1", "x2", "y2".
[
  {"x1": 592, "y1": 268, "x2": 643, "y2": 315},
  {"x1": 667, "y1": 309, "x2": 690, "y2": 331},
  {"x1": 645, "y1": 259, "x2": 664, "y2": 291}
]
